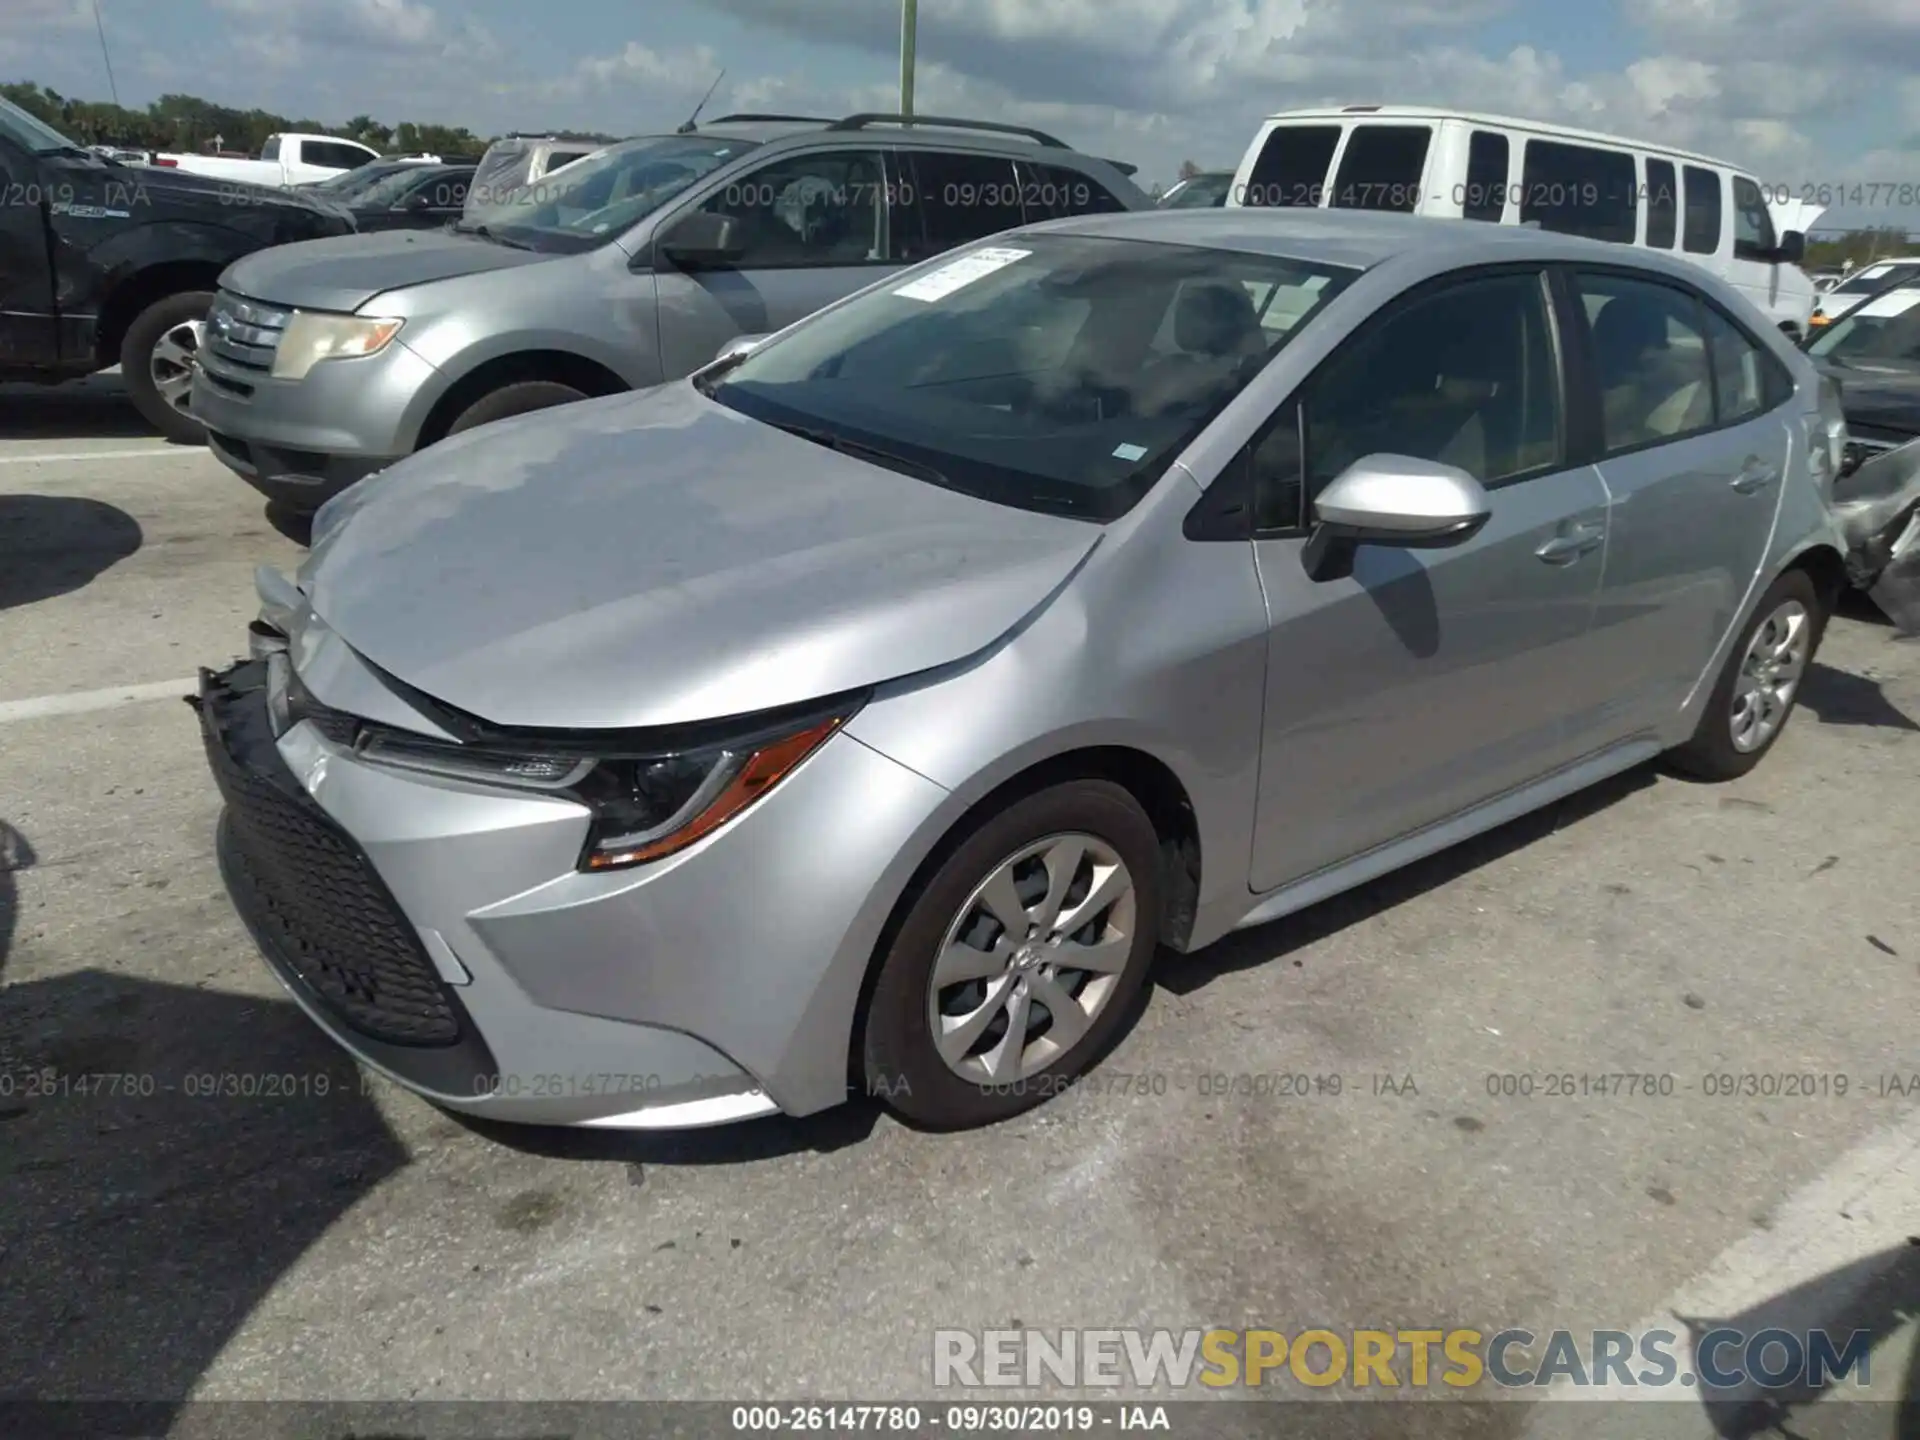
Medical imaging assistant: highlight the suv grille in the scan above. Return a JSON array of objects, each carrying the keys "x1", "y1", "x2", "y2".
[
  {"x1": 197, "y1": 664, "x2": 461, "y2": 1047},
  {"x1": 205, "y1": 292, "x2": 291, "y2": 375}
]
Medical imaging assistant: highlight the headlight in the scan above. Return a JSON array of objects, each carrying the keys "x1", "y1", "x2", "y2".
[
  {"x1": 349, "y1": 702, "x2": 857, "y2": 870},
  {"x1": 271, "y1": 311, "x2": 404, "y2": 381}
]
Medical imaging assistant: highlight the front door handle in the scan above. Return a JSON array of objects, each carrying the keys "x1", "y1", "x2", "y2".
[
  {"x1": 1731, "y1": 457, "x2": 1779, "y2": 494},
  {"x1": 1535, "y1": 524, "x2": 1605, "y2": 564}
]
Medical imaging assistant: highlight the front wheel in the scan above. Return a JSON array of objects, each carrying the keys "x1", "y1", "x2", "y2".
[
  {"x1": 120, "y1": 290, "x2": 213, "y2": 443},
  {"x1": 1666, "y1": 569, "x2": 1826, "y2": 780},
  {"x1": 862, "y1": 780, "x2": 1163, "y2": 1129}
]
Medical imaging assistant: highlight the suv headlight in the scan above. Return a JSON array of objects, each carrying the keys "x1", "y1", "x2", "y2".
[
  {"x1": 350, "y1": 700, "x2": 859, "y2": 870},
  {"x1": 272, "y1": 312, "x2": 405, "y2": 381}
]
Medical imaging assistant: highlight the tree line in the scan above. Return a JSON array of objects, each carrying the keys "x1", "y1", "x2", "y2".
[{"x1": 2, "y1": 81, "x2": 615, "y2": 158}]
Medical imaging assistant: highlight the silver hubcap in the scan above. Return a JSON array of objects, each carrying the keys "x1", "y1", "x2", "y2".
[
  {"x1": 928, "y1": 832, "x2": 1137, "y2": 1085},
  {"x1": 150, "y1": 319, "x2": 204, "y2": 413},
  {"x1": 1731, "y1": 598, "x2": 1810, "y2": 753}
]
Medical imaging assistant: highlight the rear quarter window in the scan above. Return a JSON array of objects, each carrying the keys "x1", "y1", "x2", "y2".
[{"x1": 1015, "y1": 160, "x2": 1128, "y2": 221}]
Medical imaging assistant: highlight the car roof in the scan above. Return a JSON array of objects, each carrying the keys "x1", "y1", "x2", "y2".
[
  {"x1": 675, "y1": 115, "x2": 1125, "y2": 168},
  {"x1": 1028, "y1": 206, "x2": 1758, "y2": 286},
  {"x1": 1254, "y1": 106, "x2": 1740, "y2": 171}
]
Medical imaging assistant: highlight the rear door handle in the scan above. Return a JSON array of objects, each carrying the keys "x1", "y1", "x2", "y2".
[
  {"x1": 1732, "y1": 457, "x2": 1779, "y2": 494},
  {"x1": 1535, "y1": 523, "x2": 1605, "y2": 564}
]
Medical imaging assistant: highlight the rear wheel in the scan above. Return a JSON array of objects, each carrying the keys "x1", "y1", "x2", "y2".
[
  {"x1": 445, "y1": 381, "x2": 588, "y2": 437},
  {"x1": 1667, "y1": 569, "x2": 1826, "y2": 780},
  {"x1": 120, "y1": 290, "x2": 213, "y2": 443},
  {"x1": 862, "y1": 780, "x2": 1162, "y2": 1129}
]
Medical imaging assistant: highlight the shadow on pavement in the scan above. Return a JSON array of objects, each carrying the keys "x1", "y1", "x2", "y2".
[
  {"x1": 1164, "y1": 764, "x2": 1658, "y2": 993},
  {"x1": 1800, "y1": 660, "x2": 1920, "y2": 733},
  {"x1": 0, "y1": 821, "x2": 30, "y2": 982},
  {"x1": 0, "y1": 967, "x2": 409, "y2": 1409},
  {"x1": 0, "y1": 375, "x2": 163, "y2": 443},
  {"x1": 0, "y1": 494, "x2": 143, "y2": 612}
]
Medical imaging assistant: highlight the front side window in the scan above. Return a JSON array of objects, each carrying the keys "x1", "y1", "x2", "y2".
[
  {"x1": 1645, "y1": 159, "x2": 1677, "y2": 249},
  {"x1": 1462, "y1": 130, "x2": 1509, "y2": 222},
  {"x1": 906, "y1": 151, "x2": 1023, "y2": 259},
  {"x1": 1575, "y1": 272, "x2": 1715, "y2": 451},
  {"x1": 1683, "y1": 166, "x2": 1722, "y2": 254},
  {"x1": 1298, "y1": 271, "x2": 1563, "y2": 498},
  {"x1": 1732, "y1": 177, "x2": 1777, "y2": 261},
  {"x1": 698, "y1": 149, "x2": 892, "y2": 268},
  {"x1": 1521, "y1": 140, "x2": 1637, "y2": 245},
  {"x1": 460, "y1": 134, "x2": 759, "y2": 253},
  {"x1": 1329, "y1": 125, "x2": 1431, "y2": 213},
  {"x1": 1242, "y1": 124, "x2": 1340, "y2": 208},
  {"x1": 703, "y1": 234, "x2": 1357, "y2": 521}
]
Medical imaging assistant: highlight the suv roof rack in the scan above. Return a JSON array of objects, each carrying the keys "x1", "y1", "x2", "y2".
[
  {"x1": 697, "y1": 112, "x2": 841, "y2": 127},
  {"x1": 826, "y1": 113, "x2": 1069, "y2": 149}
]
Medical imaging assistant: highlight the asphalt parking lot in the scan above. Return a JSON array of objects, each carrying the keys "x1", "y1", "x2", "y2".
[{"x1": 2, "y1": 376, "x2": 1917, "y2": 1433}]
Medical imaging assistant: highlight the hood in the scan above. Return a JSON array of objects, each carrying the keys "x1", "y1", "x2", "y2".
[
  {"x1": 45, "y1": 152, "x2": 345, "y2": 219},
  {"x1": 1815, "y1": 359, "x2": 1920, "y2": 438},
  {"x1": 299, "y1": 383, "x2": 1102, "y2": 730},
  {"x1": 220, "y1": 227, "x2": 548, "y2": 312}
]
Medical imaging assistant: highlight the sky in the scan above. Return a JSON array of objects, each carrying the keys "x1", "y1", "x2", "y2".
[{"x1": 5, "y1": 0, "x2": 1919, "y2": 228}]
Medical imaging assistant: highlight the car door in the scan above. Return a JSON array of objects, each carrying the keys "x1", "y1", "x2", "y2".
[
  {"x1": 653, "y1": 146, "x2": 909, "y2": 379},
  {"x1": 1247, "y1": 267, "x2": 1612, "y2": 892},
  {"x1": 1571, "y1": 267, "x2": 1796, "y2": 734},
  {"x1": 0, "y1": 138, "x2": 56, "y2": 366}
]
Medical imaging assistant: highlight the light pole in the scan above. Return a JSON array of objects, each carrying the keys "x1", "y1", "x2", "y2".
[{"x1": 899, "y1": 0, "x2": 917, "y2": 119}]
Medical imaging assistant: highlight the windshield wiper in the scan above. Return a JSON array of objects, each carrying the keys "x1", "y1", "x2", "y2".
[
  {"x1": 769, "y1": 420, "x2": 954, "y2": 489},
  {"x1": 453, "y1": 222, "x2": 534, "y2": 250}
]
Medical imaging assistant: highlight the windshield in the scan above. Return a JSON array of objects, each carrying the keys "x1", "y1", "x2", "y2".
[
  {"x1": 1835, "y1": 262, "x2": 1920, "y2": 295},
  {"x1": 0, "y1": 94, "x2": 78, "y2": 154},
  {"x1": 1162, "y1": 174, "x2": 1233, "y2": 209},
  {"x1": 459, "y1": 135, "x2": 756, "y2": 253},
  {"x1": 316, "y1": 160, "x2": 414, "y2": 198},
  {"x1": 704, "y1": 233, "x2": 1358, "y2": 521},
  {"x1": 1808, "y1": 291, "x2": 1920, "y2": 368}
]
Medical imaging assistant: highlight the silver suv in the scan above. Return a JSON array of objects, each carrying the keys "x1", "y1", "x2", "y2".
[{"x1": 190, "y1": 113, "x2": 1147, "y2": 514}]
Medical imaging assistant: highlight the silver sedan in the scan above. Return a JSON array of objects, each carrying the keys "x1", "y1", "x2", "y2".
[{"x1": 198, "y1": 208, "x2": 1849, "y2": 1132}]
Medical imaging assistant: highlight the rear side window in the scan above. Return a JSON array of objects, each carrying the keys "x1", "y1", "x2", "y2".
[
  {"x1": 1683, "y1": 166, "x2": 1721, "y2": 254},
  {"x1": 1462, "y1": 130, "x2": 1509, "y2": 222},
  {"x1": 1574, "y1": 271, "x2": 1715, "y2": 451},
  {"x1": 1242, "y1": 124, "x2": 1339, "y2": 208},
  {"x1": 906, "y1": 151, "x2": 1023, "y2": 260},
  {"x1": 1645, "y1": 159, "x2": 1677, "y2": 249},
  {"x1": 1015, "y1": 160, "x2": 1127, "y2": 221},
  {"x1": 1732, "y1": 177, "x2": 1777, "y2": 261},
  {"x1": 1521, "y1": 140, "x2": 1636, "y2": 244},
  {"x1": 1329, "y1": 125, "x2": 1430, "y2": 212},
  {"x1": 1700, "y1": 303, "x2": 1775, "y2": 423}
]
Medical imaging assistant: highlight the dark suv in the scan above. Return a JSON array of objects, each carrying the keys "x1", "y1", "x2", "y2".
[
  {"x1": 188, "y1": 112, "x2": 1149, "y2": 515},
  {"x1": 0, "y1": 94, "x2": 354, "y2": 441}
]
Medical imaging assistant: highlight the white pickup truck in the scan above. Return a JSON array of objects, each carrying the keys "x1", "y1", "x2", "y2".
[{"x1": 153, "y1": 132, "x2": 381, "y2": 187}]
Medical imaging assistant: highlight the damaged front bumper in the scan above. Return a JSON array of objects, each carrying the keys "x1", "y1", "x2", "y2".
[{"x1": 1834, "y1": 438, "x2": 1920, "y2": 633}]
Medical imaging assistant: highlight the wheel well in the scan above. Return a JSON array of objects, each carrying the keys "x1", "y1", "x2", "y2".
[
  {"x1": 846, "y1": 745, "x2": 1203, "y2": 1092},
  {"x1": 95, "y1": 262, "x2": 224, "y2": 368},
  {"x1": 1787, "y1": 542, "x2": 1849, "y2": 615},
  {"x1": 417, "y1": 350, "x2": 630, "y2": 447}
]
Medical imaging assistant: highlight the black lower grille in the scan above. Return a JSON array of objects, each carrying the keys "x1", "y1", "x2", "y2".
[{"x1": 196, "y1": 662, "x2": 461, "y2": 1047}]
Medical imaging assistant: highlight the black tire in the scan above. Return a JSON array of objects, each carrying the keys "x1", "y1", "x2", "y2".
[
  {"x1": 445, "y1": 381, "x2": 588, "y2": 437},
  {"x1": 120, "y1": 290, "x2": 213, "y2": 444},
  {"x1": 862, "y1": 779, "x2": 1163, "y2": 1130},
  {"x1": 1666, "y1": 568, "x2": 1827, "y2": 781}
]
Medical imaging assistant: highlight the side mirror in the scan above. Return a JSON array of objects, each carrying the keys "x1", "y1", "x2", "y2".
[
  {"x1": 404, "y1": 193, "x2": 433, "y2": 211},
  {"x1": 1301, "y1": 454, "x2": 1492, "y2": 582},
  {"x1": 1776, "y1": 230, "x2": 1807, "y2": 265},
  {"x1": 658, "y1": 210, "x2": 745, "y2": 270}
]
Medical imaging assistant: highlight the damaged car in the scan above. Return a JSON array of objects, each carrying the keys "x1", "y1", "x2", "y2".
[{"x1": 196, "y1": 210, "x2": 1854, "y2": 1134}]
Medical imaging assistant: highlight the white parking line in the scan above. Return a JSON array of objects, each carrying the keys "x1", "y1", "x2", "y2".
[
  {"x1": 0, "y1": 677, "x2": 197, "y2": 724},
  {"x1": 0, "y1": 447, "x2": 190, "y2": 465}
]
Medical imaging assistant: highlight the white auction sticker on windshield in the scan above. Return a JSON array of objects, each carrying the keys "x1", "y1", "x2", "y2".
[{"x1": 892, "y1": 247, "x2": 1031, "y2": 302}]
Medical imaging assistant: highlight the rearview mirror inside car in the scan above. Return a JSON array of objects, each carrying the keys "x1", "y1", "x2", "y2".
[
  {"x1": 658, "y1": 211, "x2": 746, "y2": 270},
  {"x1": 1302, "y1": 454, "x2": 1492, "y2": 582}
]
